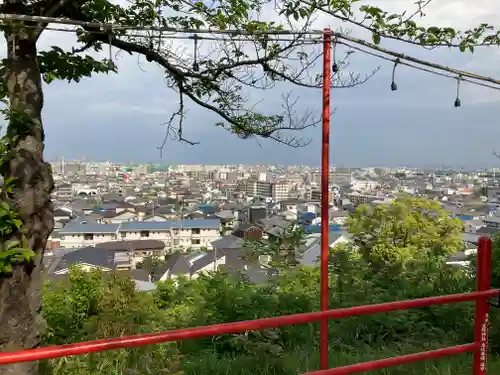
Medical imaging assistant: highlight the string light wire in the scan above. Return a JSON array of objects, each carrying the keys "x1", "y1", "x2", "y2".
[
  {"x1": 20, "y1": 25, "x2": 325, "y2": 43},
  {"x1": 0, "y1": 13, "x2": 324, "y2": 35},
  {"x1": 340, "y1": 41, "x2": 500, "y2": 91},
  {"x1": 1, "y1": 13, "x2": 499, "y2": 92}
]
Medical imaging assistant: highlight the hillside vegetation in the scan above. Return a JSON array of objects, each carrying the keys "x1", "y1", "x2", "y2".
[{"x1": 40, "y1": 197, "x2": 500, "y2": 375}]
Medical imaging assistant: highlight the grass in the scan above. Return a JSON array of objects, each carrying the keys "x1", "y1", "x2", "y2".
[{"x1": 181, "y1": 345, "x2": 500, "y2": 375}]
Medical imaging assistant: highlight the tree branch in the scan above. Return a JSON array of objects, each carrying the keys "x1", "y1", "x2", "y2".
[
  {"x1": 157, "y1": 83, "x2": 199, "y2": 157},
  {"x1": 79, "y1": 29, "x2": 342, "y2": 148}
]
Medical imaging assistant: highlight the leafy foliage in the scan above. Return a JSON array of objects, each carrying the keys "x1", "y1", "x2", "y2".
[
  {"x1": 36, "y1": 196, "x2": 500, "y2": 375},
  {"x1": 348, "y1": 195, "x2": 464, "y2": 270},
  {"x1": 245, "y1": 224, "x2": 307, "y2": 269},
  {"x1": 136, "y1": 255, "x2": 167, "y2": 280},
  {"x1": 0, "y1": 132, "x2": 36, "y2": 275},
  {"x1": 41, "y1": 251, "x2": 500, "y2": 375}
]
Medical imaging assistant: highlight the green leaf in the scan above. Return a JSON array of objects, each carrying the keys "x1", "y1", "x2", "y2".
[{"x1": 372, "y1": 33, "x2": 381, "y2": 45}]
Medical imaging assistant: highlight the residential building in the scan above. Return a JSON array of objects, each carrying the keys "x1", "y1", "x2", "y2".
[
  {"x1": 57, "y1": 219, "x2": 221, "y2": 251},
  {"x1": 272, "y1": 181, "x2": 291, "y2": 202},
  {"x1": 52, "y1": 183, "x2": 73, "y2": 200},
  {"x1": 59, "y1": 223, "x2": 119, "y2": 248},
  {"x1": 244, "y1": 180, "x2": 273, "y2": 198}
]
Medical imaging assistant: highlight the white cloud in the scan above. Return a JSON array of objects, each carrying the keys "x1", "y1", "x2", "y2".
[
  {"x1": 3, "y1": 0, "x2": 500, "y2": 165},
  {"x1": 360, "y1": 0, "x2": 500, "y2": 28}
]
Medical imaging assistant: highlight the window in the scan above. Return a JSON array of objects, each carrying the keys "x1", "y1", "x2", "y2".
[
  {"x1": 191, "y1": 228, "x2": 201, "y2": 235},
  {"x1": 140, "y1": 231, "x2": 150, "y2": 238},
  {"x1": 173, "y1": 239, "x2": 179, "y2": 246},
  {"x1": 191, "y1": 239, "x2": 201, "y2": 245},
  {"x1": 121, "y1": 232, "x2": 126, "y2": 238},
  {"x1": 83, "y1": 233, "x2": 94, "y2": 241}
]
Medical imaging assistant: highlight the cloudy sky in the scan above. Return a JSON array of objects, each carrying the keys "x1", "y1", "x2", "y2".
[{"x1": 25, "y1": 0, "x2": 500, "y2": 167}]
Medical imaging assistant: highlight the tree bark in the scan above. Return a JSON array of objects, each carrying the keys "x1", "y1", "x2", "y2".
[{"x1": 0, "y1": 32, "x2": 54, "y2": 375}]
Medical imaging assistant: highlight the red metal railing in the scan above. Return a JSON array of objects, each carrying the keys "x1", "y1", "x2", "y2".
[
  {"x1": 0, "y1": 29, "x2": 497, "y2": 375},
  {"x1": 0, "y1": 236, "x2": 497, "y2": 375}
]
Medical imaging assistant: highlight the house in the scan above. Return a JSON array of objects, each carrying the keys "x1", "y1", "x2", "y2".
[
  {"x1": 57, "y1": 219, "x2": 221, "y2": 251},
  {"x1": 211, "y1": 235, "x2": 245, "y2": 250},
  {"x1": 445, "y1": 248, "x2": 478, "y2": 268},
  {"x1": 53, "y1": 208, "x2": 72, "y2": 230},
  {"x1": 462, "y1": 232, "x2": 481, "y2": 247},
  {"x1": 157, "y1": 248, "x2": 273, "y2": 283},
  {"x1": 158, "y1": 250, "x2": 225, "y2": 280},
  {"x1": 70, "y1": 198, "x2": 95, "y2": 215},
  {"x1": 117, "y1": 219, "x2": 221, "y2": 251},
  {"x1": 232, "y1": 224, "x2": 263, "y2": 240},
  {"x1": 300, "y1": 231, "x2": 352, "y2": 266},
  {"x1": 43, "y1": 247, "x2": 155, "y2": 291},
  {"x1": 483, "y1": 216, "x2": 500, "y2": 229},
  {"x1": 96, "y1": 239, "x2": 166, "y2": 263},
  {"x1": 97, "y1": 199, "x2": 135, "y2": 214},
  {"x1": 144, "y1": 214, "x2": 169, "y2": 221},
  {"x1": 58, "y1": 223, "x2": 119, "y2": 248},
  {"x1": 215, "y1": 210, "x2": 236, "y2": 228},
  {"x1": 476, "y1": 226, "x2": 500, "y2": 236},
  {"x1": 101, "y1": 209, "x2": 138, "y2": 223}
]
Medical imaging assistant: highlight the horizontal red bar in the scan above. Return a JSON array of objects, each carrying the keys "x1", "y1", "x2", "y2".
[
  {"x1": 302, "y1": 343, "x2": 477, "y2": 375},
  {"x1": 0, "y1": 290, "x2": 496, "y2": 365}
]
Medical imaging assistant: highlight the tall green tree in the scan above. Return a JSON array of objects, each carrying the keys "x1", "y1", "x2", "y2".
[
  {"x1": 246, "y1": 224, "x2": 306, "y2": 269},
  {"x1": 0, "y1": 1, "x2": 498, "y2": 374},
  {"x1": 348, "y1": 195, "x2": 464, "y2": 268},
  {"x1": 137, "y1": 255, "x2": 166, "y2": 280}
]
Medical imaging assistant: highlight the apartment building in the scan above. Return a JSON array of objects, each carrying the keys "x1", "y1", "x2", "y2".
[
  {"x1": 58, "y1": 219, "x2": 221, "y2": 251},
  {"x1": 244, "y1": 180, "x2": 273, "y2": 198},
  {"x1": 272, "y1": 181, "x2": 292, "y2": 202},
  {"x1": 52, "y1": 183, "x2": 73, "y2": 200},
  {"x1": 58, "y1": 223, "x2": 119, "y2": 248}
]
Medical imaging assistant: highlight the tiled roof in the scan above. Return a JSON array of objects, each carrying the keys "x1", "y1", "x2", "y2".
[
  {"x1": 59, "y1": 223, "x2": 119, "y2": 234},
  {"x1": 59, "y1": 219, "x2": 221, "y2": 234},
  {"x1": 118, "y1": 219, "x2": 221, "y2": 232}
]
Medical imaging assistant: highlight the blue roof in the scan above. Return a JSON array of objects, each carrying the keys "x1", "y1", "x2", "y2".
[
  {"x1": 118, "y1": 219, "x2": 221, "y2": 232},
  {"x1": 455, "y1": 215, "x2": 473, "y2": 221},
  {"x1": 59, "y1": 223, "x2": 120, "y2": 234},
  {"x1": 299, "y1": 212, "x2": 317, "y2": 221},
  {"x1": 303, "y1": 224, "x2": 342, "y2": 234},
  {"x1": 198, "y1": 204, "x2": 214, "y2": 208},
  {"x1": 197, "y1": 204, "x2": 217, "y2": 214}
]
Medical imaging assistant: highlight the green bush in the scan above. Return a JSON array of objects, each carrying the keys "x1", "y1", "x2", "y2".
[{"x1": 40, "y1": 255, "x2": 499, "y2": 375}]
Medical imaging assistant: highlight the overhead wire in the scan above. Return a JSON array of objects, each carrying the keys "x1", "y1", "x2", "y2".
[
  {"x1": 340, "y1": 41, "x2": 500, "y2": 91},
  {"x1": 35, "y1": 25, "x2": 324, "y2": 43},
  {"x1": 0, "y1": 13, "x2": 324, "y2": 35},
  {"x1": 1, "y1": 12, "x2": 499, "y2": 93},
  {"x1": 299, "y1": 0, "x2": 499, "y2": 48}
]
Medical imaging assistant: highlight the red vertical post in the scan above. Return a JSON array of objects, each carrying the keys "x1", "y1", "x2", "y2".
[
  {"x1": 320, "y1": 28, "x2": 332, "y2": 371},
  {"x1": 472, "y1": 236, "x2": 492, "y2": 375}
]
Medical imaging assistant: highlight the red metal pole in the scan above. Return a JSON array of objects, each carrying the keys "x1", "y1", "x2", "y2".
[
  {"x1": 472, "y1": 236, "x2": 493, "y2": 375},
  {"x1": 320, "y1": 27, "x2": 332, "y2": 371},
  {"x1": 303, "y1": 343, "x2": 477, "y2": 375}
]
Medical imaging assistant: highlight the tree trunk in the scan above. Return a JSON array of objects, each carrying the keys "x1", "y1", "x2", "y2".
[{"x1": 0, "y1": 32, "x2": 54, "y2": 375}]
